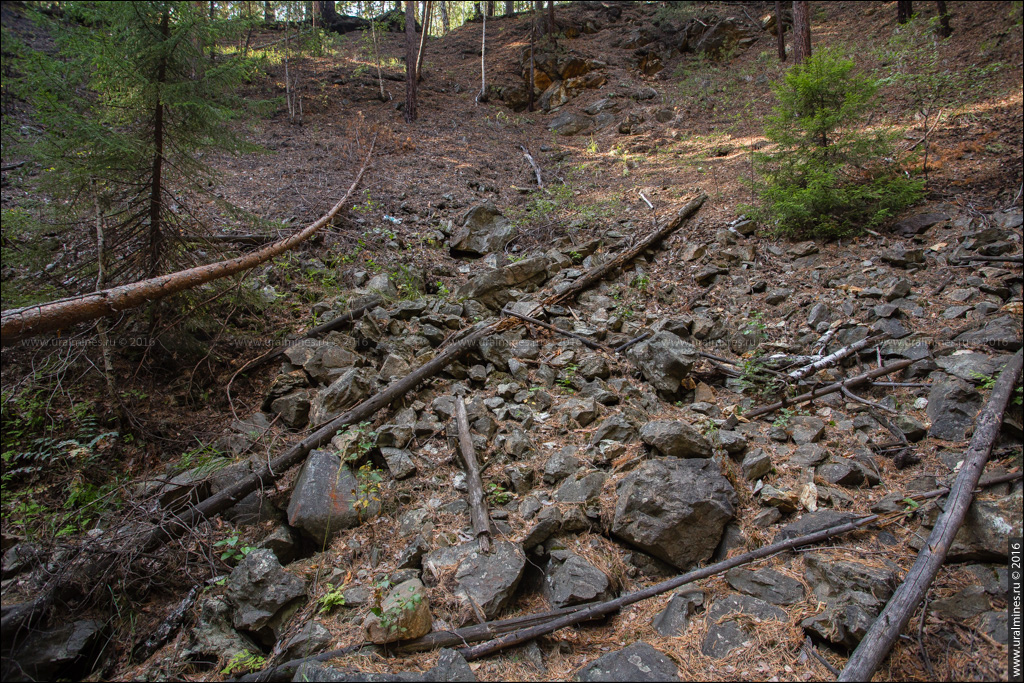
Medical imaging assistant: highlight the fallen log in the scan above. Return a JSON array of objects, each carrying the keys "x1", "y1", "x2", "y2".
[
  {"x1": 520, "y1": 145, "x2": 543, "y2": 188},
  {"x1": 742, "y1": 358, "x2": 914, "y2": 420},
  {"x1": 502, "y1": 305, "x2": 610, "y2": 352},
  {"x1": 455, "y1": 398, "x2": 493, "y2": 554},
  {"x1": 788, "y1": 331, "x2": 887, "y2": 382},
  {"x1": 838, "y1": 348, "x2": 1023, "y2": 682},
  {"x1": 0, "y1": 138, "x2": 375, "y2": 345}
]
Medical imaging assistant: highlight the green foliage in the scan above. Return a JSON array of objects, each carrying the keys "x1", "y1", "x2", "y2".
[
  {"x1": 318, "y1": 585, "x2": 347, "y2": 614},
  {"x1": 5, "y1": 1, "x2": 259, "y2": 282},
  {"x1": 745, "y1": 48, "x2": 924, "y2": 239},
  {"x1": 214, "y1": 533, "x2": 256, "y2": 565},
  {"x1": 221, "y1": 650, "x2": 266, "y2": 676},
  {"x1": 486, "y1": 482, "x2": 513, "y2": 506}
]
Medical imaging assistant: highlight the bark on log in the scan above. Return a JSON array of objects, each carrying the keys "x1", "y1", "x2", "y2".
[
  {"x1": 838, "y1": 349, "x2": 1023, "y2": 682},
  {"x1": 520, "y1": 145, "x2": 543, "y2": 188},
  {"x1": 788, "y1": 332, "x2": 887, "y2": 382},
  {"x1": 502, "y1": 305, "x2": 609, "y2": 352},
  {"x1": 0, "y1": 139, "x2": 376, "y2": 346},
  {"x1": 455, "y1": 398, "x2": 492, "y2": 553},
  {"x1": 743, "y1": 359, "x2": 914, "y2": 420}
]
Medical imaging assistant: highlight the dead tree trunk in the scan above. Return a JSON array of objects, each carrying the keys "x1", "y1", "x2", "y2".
[
  {"x1": 1, "y1": 141, "x2": 375, "y2": 346},
  {"x1": 404, "y1": 1, "x2": 417, "y2": 122},
  {"x1": 775, "y1": 0, "x2": 786, "y2": 61},
  {"x1": 455, "y1": 398, "x2": 492, "y2": 553},
  {"x1": 416, "y1": 0, "x2": 431, "y2": 81},
  {"x1": 792, "y1": 0, "x2": 811, "y2": 63},
  {"x1": 838, "y1": 349, "x2": 1023, "y2": 681},
  {"x1": 148, "y1": 8, "x2": 170, "y2": 278},
  {"x1": 476, "y1": 10, "x2": 488, "y2": 103}
]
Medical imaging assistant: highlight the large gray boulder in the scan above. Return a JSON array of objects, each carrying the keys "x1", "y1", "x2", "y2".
[
  {"x1": 3, "y1": 619, "x2": 105, "y2": 682},
  {"x1": 725, "y1": 567, "x2": 804, "y2": 605},
  {"x1": 954, "y1": 315, "x2": 1022, "y2": 352},
  {"x1": 185, "y1": 596, "x2": 261, "y2": 669},
  {"x1": 639, "y1": 420, "x2": 712, "y2": 458},
  {"x1": 700, "y1": 594, "x2": 786, "y2": 659},
  {"x1": 800, "y1": 552, "x2": 897, "y2": 648},
  {"x1": 543, "y1": 551, "x2": 613, "y2": 608},
  {"x1": 626, "y1": 331, "x2": 698, "y2": 396},
  {"x1": 449, "y1": 203, "x2": 516, "y2": 257},
  {"x1": 226, "y1": 550, "x2": 306, "y2": 645},
  {"x1": 363, "y1": 579, "x2": 432, "y2": 644},
  {"x1": 612, "y1": 458, "x2": 737, "y2": 570},
  {"x1": 310, "y1": 368, "x2": 376, "y2": 424},
  {"x1": 453, "y1": 541, "x2": 527, "y2": 619},
  {"x1": 548, "y1": 111, "x2": 594, "y2": 136},
  {"x1": 287, "y1": 450, "x2": 381, "y2": 543},
  {"x1": 911, "y1": 487, "x2": 1022, "y2": 561},
  {"x1": 575, "y1": 642, "x2": 679, "y2": 682},
  {"x1": 927, "y1": 374, "x2": 982, "y2": 441},
  {"x1": 455, "y1": 256, "x2": 552, "y2": 310}
]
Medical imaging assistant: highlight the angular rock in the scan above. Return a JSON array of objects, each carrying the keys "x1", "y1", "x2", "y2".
[
  {"x1": 612, "y1": 458, "x2": 737, "y2": 570},
  {"x1": 954, "y1": 315, "x2": 1022, "y2": 352},
  {"x1": 700, "y1": 594, "x2": 786, "y2": 659},
  {"x1": 926, "y1": 374, "x2": 982, "y2": 441},
  {"x1": 226, "y1": 550, "x2": 306, "y2": 644},
  {"x1": 554, "y1": 470, "x2": 608, "y2": 504},
  {"x1": 775, "y1": 509, "x2": 857, "y2": 542},
  {"x1": 5, "y1": 619, "x2": 105, "y2": 683},
  {"x1": 801, "y1": 552, "x2": 897, "y2": 648},
  {"x1": 280, "y1": 621, "x2": 332, "y2": 661},
  {"x1": 381, "y1": 447, "x2": 417, "y2": 480},
  {"x1": 575, "y1": 642, "x2": 679, "y2": 682},
  {"x1": 456, "y1": 256, "x2": 551, "y2": 309},
  {"x1": 652, "y1": 590, "x2": 705, "y2": 637},
  {"x1": 590, "y1": 415, "x2": 637, "y2": 445},
  {"x1": 186, "y1": 596, "x2": 260, "y2": 668},
  {"x1": 454, "y1": 541, "x2": 527, "y2": 619},
  {"x1": 639, "y1": 420, "x2": 712, "y2": 458},
  {"x1": 894, "y1": 212, "x2": 948, "y2": 237},
  {"x1": 287, "y1": 450, "x2": 381, "y2": 543},
  {"x1": 549, "y1": 111, "x2": 593, "y2": 136},
  {"x1": 913, "y1": 488, "x2": 1022, "y2": 561},
  {"x1": 310, "y1": 368, "x2": 375, "y2": 424},
  {"x1": 741, "y1": 448, "x2": 772, "y2": 481},
  {"x1": 363, "y1": 579, "x2": 432, "y2": 644},
  {"x1": 270, "y1": 390, "x2": 312, "y2": 429},
  {"x1": 449, "y1": 203, "x2": 517, "y2": 258},
  {"x1": 544, "y1": 446, "x2": 581, "y2": 484},
  {"x1": 626, "y1": 331, "x2": 698, "y2": 396},
  {"x1": 544, "y1": 551, "x2": 612, "y2": 608},
  {"x1": 725, "y1": 567, "x2": 804, "y2": 605},
  {"x1": 786, "y1": 416, "x2": 825, "y2": 445}
]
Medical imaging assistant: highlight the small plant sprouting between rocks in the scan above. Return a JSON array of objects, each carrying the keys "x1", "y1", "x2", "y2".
[
  {"x1": 214, "y1": 533, "x2": 256, "y2": 565},
  {"x1": 487, "y1": 481, "x2": 513, "y2": 506},
  {"x1": 221, "y1": 650, "x2": 266, "y2": 676},
  {"x1": 318, "y1": 585, "x2": 347, "y2": 614}
]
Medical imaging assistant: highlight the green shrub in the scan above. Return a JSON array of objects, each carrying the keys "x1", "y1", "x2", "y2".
[{"x1": 746, "y1": 48, "x2": 924, "y2": 239}]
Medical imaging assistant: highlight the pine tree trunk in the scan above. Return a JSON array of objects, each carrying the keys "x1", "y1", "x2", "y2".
[
  {"x1": 792, "y1": 1, "x2": 811, "y2": 64},
  {"x1": 504, "y1": 1, "x2": 514, "y2": 17},
  {"x1": 535, "y1": 0, "x2": 544, "y2": 34},
  {"x1": 263, "y1": 1, "x2": 274, "y2": 23},
  {"x1": 935, "y1": 0, "x2": 951, "y2": 36},
  {"x1": 440, "y1": 0, "x2": 449, "y2": 33},
  {"x1": 897, "y1": 0, "x2": 913, "y2": 23},
  {"x1": 775, "y1": 0, "x2": 786, "y2": 61},
  {"x1": 148, "y1": 8, "x2": 170, "y2": 278},
  {"x1": 416, "y1": 0, "x2": 431, "y2": 81},
  {"x1": 404, "y1": 1, "x2": 417, "y2": 122},
  {"x1": 547, "y1": 0, "x2": 555, "y2": 35},
  {"x1": 528, "y1": 18, "x2": 535, "y2": 111},
  {"x1": 477, "y1": 11, "x2": 488, "y2": 102}
]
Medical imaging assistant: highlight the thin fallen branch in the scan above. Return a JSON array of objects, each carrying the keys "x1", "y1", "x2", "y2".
[
  {"x1": 544, "y1": 195, "x2": 706, "y2": 308},
  {"x1": 838, "y1": 348, "x2": 1023, "y2": 682},
  {"x1": 396, "y1": 603, "x2": 594, "y2": 654},
  {"x1": 1, "y1": 137, "x2": 376, "y2": 345},
  {"x1": 743, "y1": 358, "x2": 915, "y2": 420},
  {"x1": 614, "y1": 331, "x2": 650, "y2": 353},
  {"x1": 502, "y1": 306, "x2": 609, "y2": 352},
  {"x1": 455, "y1": 398, "x2": 492, "y2": 554},
  {"x1": 457, "y1": 513, "x2": 882, "y2": 661},
  {"x1": 520, "y1": 145, "x2": 543, "y2": 188},
  {"x1": 804, "y1": 636, "x2": 840, "y2": 676},
  {"x1": 130, "y1": 585, "x2": 200, "y2": 663},
  {"x1": 841, "y1": 384, "x2": 898, "y2": 414},
  {"x1": 788, "y1": 332, "x2": 887, "y2": 382},
  {"x1": 960, "y1": 254, "x2": 1023, "y2": 263}
]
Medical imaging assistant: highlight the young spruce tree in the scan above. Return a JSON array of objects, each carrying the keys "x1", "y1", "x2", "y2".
[{"x1": 11, "y1": 1, "x2": 255, "y2": 283}]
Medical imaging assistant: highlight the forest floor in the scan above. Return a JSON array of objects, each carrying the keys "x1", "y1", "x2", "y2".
[{"x1": 1, "y1": 2, "x2": 1023, "y2": 682}]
